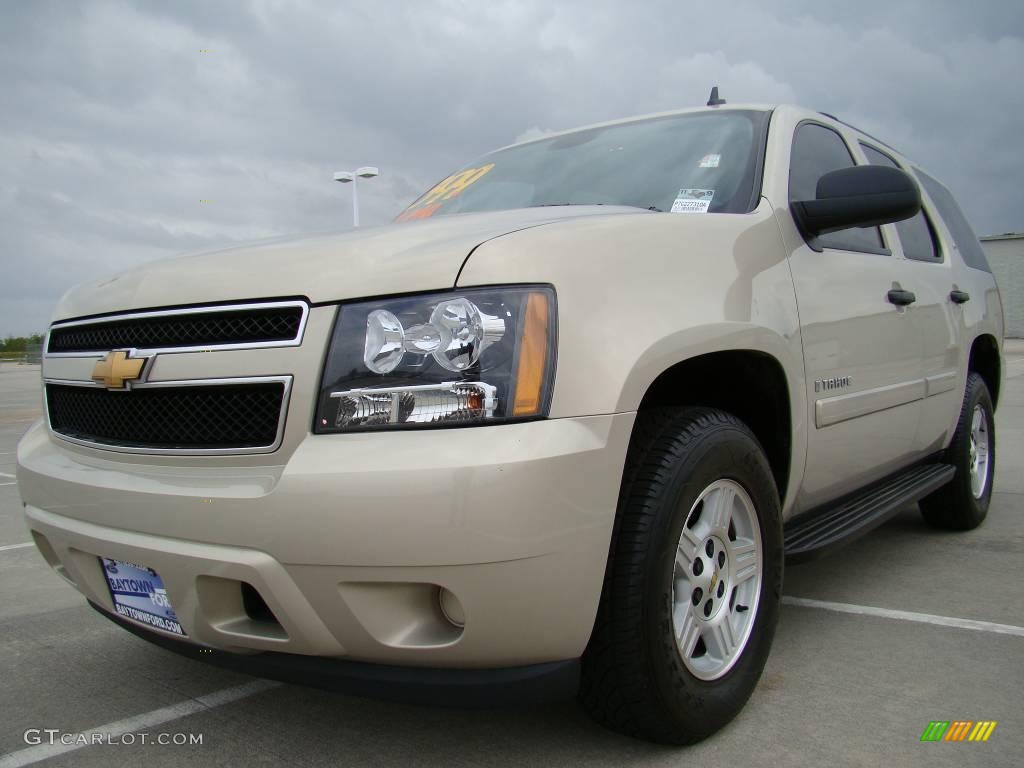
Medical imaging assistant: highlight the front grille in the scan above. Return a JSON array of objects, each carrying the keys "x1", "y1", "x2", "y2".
[
  {"x1": 48, "y1": 304, "x2": 304, "y2": 353},
  {"x1": 46, "y1": 382, "x2": 286, "y2": 451}
]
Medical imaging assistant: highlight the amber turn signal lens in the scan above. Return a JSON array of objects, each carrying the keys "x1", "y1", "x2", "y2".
[{"x1": 512, "y1": 291, "x2": 550, "y2": 416}]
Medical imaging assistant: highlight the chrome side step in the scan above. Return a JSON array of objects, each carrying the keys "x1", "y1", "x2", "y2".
[{"x1": 784, "y1": 463, "x2": 955, "y2": 562}]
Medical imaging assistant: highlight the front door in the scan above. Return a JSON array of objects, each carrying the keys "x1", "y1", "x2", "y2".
[{"x1": 785, "y1": 122, "x2": 926, "y2": 509}]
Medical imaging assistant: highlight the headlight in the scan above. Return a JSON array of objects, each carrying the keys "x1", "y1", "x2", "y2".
[{"x1": 315, "y1": 286, "x2": 556, "y2": 432}]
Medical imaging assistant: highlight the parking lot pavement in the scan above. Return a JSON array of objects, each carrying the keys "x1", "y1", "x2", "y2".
[{"x1": 1, "y1": 354, "x2": 1021, "y2": 768}]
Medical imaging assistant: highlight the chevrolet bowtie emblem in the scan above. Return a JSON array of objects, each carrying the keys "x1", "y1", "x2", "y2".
[{"x1": 91, "y1": 350, "x2": 146, "y2": 389}]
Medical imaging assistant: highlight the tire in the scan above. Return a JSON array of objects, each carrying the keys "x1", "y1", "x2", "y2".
[
  {"x1": 919, "y1": 372, "x2": 995, "y2": 530},
  {"x1": 579, "y1": 407, "x2": 783, "y2": 744}
]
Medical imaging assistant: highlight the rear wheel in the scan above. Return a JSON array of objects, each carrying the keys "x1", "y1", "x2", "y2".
[
  {"x1": 580, "y1": 408, "x2": 783, "y2": 744},
  {"x1": 920, "y1": 372, "x2": 995, "y2": 530}
]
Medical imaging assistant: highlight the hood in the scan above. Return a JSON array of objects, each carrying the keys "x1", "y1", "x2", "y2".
[{"x1": 53, "y1": 206, "x2": 643, "y2": 321}]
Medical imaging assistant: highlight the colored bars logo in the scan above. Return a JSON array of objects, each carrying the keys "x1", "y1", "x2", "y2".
[{"x1": 921, "y1": 721, "x2": 997, "y2": 742}]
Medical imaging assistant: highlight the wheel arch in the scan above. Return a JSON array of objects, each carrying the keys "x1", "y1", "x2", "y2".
[
  {"x1": 634, "y1": 347, "x2": 796, "y2": 506},
  {"x1": 968, "y1": 333, "x2": 1001, "y2": 409}
]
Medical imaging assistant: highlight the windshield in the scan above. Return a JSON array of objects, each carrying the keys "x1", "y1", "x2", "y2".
[{"x1": 397, "y1": 110, "x2": 768, "y2": 222}]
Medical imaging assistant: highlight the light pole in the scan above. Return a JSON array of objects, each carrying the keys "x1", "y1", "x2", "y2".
[{"x1": 333, "y1": 166, "x2": 379, "y2": 227}]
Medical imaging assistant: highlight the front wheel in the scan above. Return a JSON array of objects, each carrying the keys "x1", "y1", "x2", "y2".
[{"x1": 580, "y1": 408, "x2": 783, "y2": 744}]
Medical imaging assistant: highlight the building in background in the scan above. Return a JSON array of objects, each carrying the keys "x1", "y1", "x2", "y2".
[{"x1": 982, "y1": 233, "x2": 1024, "y2": 338}]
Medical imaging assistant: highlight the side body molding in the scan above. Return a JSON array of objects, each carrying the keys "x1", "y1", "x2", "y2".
[{"x1": 815, "y1": 371, "x2": 958, "y2": 428}]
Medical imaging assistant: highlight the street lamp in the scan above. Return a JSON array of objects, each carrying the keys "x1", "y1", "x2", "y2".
[{"x1": 333, "y1": 166, "x2": 379, "y2": 227}]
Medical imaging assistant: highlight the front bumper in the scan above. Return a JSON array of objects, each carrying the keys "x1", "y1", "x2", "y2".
[
  {"x1": 93, "y1": 601, "x2": 580, "y2": 706},
  {"x1": 17, "y1": 413, "x2": 634, "y2": 668}
]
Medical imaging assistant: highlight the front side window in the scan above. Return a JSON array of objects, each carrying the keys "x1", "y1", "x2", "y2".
[
  {"x1": 860, "y1": 144, "x2": 940, "y2": 263},
  {"x1": 397, "y1": 110, "x2": 769, "y2": 221},
  {"x1": 788, "y1": 123, "x2": 884, "y2": 253}
]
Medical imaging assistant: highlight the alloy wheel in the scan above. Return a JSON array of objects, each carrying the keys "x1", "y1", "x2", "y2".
[{"x1": 671, "y1": 479, "x2": 763, "y2": 681}]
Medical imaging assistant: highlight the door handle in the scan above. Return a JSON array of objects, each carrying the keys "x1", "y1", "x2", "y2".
[
  {"x1": 950, "y1": 290, "x2": 970, "y2": 304},
  {"x1": 887, "y1": 289, "x2": 917, "y2": 306}
]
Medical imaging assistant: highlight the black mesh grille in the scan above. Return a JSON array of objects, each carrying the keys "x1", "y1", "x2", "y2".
[
  {"x1": 46, "y1": 383, "x2": 286, "y2": 450},
  {"x1": 48, "y1": 306, "x2": 303, "y2": 353}
]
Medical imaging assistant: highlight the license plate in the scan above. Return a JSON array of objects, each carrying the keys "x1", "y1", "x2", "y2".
[{"x1": 100, "y1": 557, "x2": 186, "y2": 637}]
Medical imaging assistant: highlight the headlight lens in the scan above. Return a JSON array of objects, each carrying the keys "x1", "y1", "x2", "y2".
[
  {"x1": 364, "y1": 309, "x2": 406, "y2": 373},
  {"x1": 315, "y1": 286, "x2": 556, "y2": 432}
]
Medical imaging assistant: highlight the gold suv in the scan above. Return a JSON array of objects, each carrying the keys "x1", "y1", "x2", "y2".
[{"x1": 17, "y1": 99, "x2": 1003, "y2": 743}]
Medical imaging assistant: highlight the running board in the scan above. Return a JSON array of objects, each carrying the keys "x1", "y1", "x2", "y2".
[{"x1": 784, "y1": 463, "x2": 955, "y2": 562}]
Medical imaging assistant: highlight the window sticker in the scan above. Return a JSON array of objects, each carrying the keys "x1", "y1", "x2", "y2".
[
  {"x1": 670, "y1": 188, "x2": 715, "y2": 214},
  {"x1": 396, "y1": 163, "x2": 496, "y2": 222},
  {"x1": 699, "y1": 153, "x2": 721, "y2": 168},
  {"x1": 395, "y1": 203, "x2": 443, "y2": 222}
]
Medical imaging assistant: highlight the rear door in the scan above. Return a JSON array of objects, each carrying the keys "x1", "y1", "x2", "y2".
[
  {"x1": 783, "y1": 121, "x2": 926, "y2": 509},
  {"x1": 859, "y1": 144, "x2": 963, "y2": 455}
]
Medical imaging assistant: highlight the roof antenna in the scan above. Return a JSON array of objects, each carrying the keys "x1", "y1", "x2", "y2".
[{"x1": 707, "y1": 86, "x2": 727, "y2": 107}]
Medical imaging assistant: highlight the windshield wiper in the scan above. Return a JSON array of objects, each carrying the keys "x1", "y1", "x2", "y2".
[
  {"x1": 530, "y1": 202, "x2": 605, "y2": 207},
  {"x1": 529, "y1": 202, "x2": 663, "y2": 212}
]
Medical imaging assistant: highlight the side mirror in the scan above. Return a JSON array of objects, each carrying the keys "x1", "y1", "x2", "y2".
[{"x1": 792, "y1": 165, "x2": 921, "y2": 237}]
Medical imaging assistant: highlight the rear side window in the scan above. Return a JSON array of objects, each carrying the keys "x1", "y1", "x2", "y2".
[
  {"x1": 860, "y1": 144, "x2": 940, "y2": 263},
  {"x1": 789, "y1": 123, "x2": 884, "y2": 253},
  {"x1": 913, "y1": 170, "x2": 992, "y2": 272}
]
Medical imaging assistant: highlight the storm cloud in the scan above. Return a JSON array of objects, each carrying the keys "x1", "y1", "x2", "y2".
[{"x1": 1, "y1": 0, "x2": 1022, "y2": 334}]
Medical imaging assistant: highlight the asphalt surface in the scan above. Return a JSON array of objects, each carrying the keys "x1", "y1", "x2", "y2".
[{"x1": 1, "y1": 350, "x2": 1022, "y2": 767}]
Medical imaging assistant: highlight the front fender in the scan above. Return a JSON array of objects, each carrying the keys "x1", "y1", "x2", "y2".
[
  {"x1": 457, "y1": 203, "x2": 807, "y2": 512},
  {"x1": 457, "y1": 203, "x2": 802, "y2": 413}
]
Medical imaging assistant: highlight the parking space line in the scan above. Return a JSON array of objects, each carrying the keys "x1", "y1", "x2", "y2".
[
  {"x1": 0, "y1": 472, "x2": 16, "y2": 478},
  {"x1": 0, "y1": 680, "x2": 280, "y2": 768},
  {"x1": 0, "y1": 543, "x2": 33, "y2": 552},
  {"x1": 783, "y1": 596, "x2": 1024, "y2": 638},
  {"x1": 0, "y1": 482, "x2": 16, "y2": 487}
]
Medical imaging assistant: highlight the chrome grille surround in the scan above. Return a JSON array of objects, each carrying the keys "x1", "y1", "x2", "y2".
[
  {"x1": 45, "y1": 300, "x2": 309, "y2": 357},
  {"x1": 42, "y1": 300, "x2": 307, "y2": 455},
  {"x1": 43, "y1": 376, "x2": 293, "y2": 456}
]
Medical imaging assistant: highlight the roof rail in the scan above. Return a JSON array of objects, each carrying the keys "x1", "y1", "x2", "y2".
[{"x1": 817, "y1": 111, "x2": 901, "y2": 155}]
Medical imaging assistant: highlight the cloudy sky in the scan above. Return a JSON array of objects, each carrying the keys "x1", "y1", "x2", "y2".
[{"x1": 1, "y1": 0, "x2": 1022, "y2": 336}]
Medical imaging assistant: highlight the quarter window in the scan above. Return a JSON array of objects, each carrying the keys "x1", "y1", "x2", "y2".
[
  {"x1": 914, "y1": 170, "x2": 992, "y2": 273},
  {"x1": 860, "y1": 144, "x2": 940, "y2": 263},
  {"x1": 789, "y1": 123, "x2": 884, "y2": 253}
]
